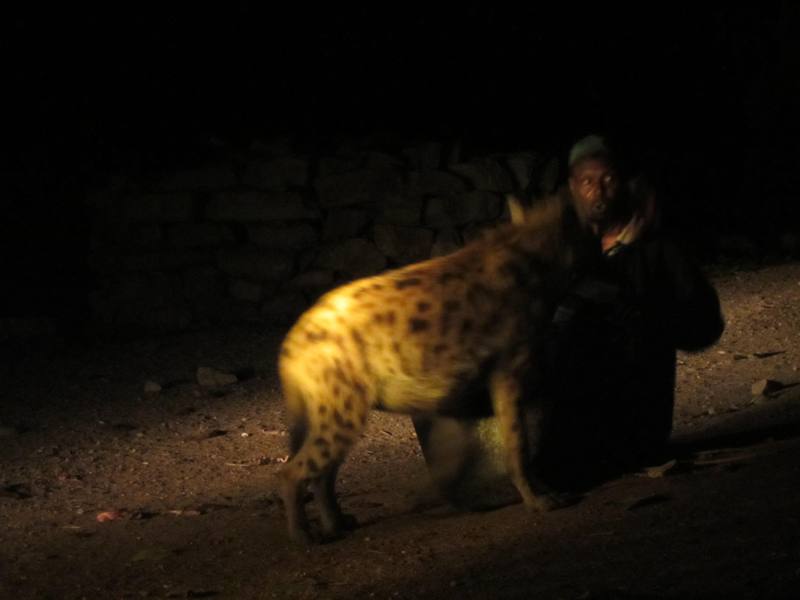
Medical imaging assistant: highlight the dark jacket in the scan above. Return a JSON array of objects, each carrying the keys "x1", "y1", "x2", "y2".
[{"x1": 538, "y1": 205, "x2": 724, "y2": 483}]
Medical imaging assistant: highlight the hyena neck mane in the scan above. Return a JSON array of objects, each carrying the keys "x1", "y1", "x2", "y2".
[{"x1": 479, "y1": 199, "x2": 584, "y2": 278}]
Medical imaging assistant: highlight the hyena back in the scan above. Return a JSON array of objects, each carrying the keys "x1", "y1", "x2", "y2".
[{"x1": 278, "y1": 197, "x2": 591, "y2": 543}]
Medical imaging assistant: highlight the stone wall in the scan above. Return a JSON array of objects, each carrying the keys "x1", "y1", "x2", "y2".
[{"x1": 85, "y1": 138, "x2": 557, "y2": 333}]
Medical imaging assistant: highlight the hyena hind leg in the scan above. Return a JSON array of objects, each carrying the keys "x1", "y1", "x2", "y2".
[
  {"x1": 311, "y1": 463, "x2": 358, "y2": 539},
  {"x1": 279, "y1": 458, "x2": 313, "y2": 545},
  {"x1": 280, "y1": 426, "x2": 360, "y2": 544}
]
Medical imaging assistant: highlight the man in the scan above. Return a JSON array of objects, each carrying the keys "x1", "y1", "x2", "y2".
[{"x1": 536, "y1": 134, "x2": 725, "y2": 488}]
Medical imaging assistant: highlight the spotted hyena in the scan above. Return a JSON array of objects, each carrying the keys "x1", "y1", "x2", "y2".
[{"x1": 277, "y1": 196, "x2": 594, "y2": 543}]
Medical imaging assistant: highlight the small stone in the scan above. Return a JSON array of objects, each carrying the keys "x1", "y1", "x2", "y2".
[
  {"x1": 196, "y1": 367, "x2": 238, "y2": 387},
  {"x1": 143, "y1": 381, "x2": 162, "y2": 395},
  {"x1": 96, "y1": 510, "x2": 125, "y2": 523},
  {"x1": 751, "y1": 378, "x2": 782, "y2": 396},
  {"x1": 640, "y1": 459, "x2": 677, "y2": 479}
]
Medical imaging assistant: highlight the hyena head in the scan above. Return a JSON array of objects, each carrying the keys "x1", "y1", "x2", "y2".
[{"x1": 504, "y1": 192, "x2": 599, "y2": 294}]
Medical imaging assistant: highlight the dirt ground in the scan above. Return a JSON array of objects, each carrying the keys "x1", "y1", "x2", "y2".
[{"x1": 3, "y1": 261, "x2": 800, "y2": 600}]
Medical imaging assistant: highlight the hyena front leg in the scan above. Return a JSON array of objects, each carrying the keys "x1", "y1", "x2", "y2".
[{"x1": 489, "y1": 361, "x2": 563, "y2": 512}]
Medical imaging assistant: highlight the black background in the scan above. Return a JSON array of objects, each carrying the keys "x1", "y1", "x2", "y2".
[{"x1": 3, "y1": 3, "x2": 800, "y2": 321}]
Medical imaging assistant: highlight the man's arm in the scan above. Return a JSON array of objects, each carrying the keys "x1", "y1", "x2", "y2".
[{"x1": 658, "y1": 240, "x2": 725, "y2": 352}]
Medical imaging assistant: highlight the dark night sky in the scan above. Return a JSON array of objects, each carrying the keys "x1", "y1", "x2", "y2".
[
  {"x1": 3, "y1": 3, "x2": 800, "y2": 317},
  {"x1": 5, "y1": 4, "x2": 798, "y2": 171}
]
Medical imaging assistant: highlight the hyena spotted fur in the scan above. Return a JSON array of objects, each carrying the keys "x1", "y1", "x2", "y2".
[{"x1": 278, "y1": 196, "x2": 595, "y2": 543}]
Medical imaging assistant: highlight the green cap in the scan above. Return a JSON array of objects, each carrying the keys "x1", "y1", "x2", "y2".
[{"x1": 568, "y1": 134, "x2": 611, "y2": 168}]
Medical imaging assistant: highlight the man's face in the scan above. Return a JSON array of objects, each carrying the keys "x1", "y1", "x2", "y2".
[{"x1": 568, "y1": 157, "x2": 621, "y2": 226}]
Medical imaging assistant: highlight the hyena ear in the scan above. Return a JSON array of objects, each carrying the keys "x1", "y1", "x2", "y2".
[{"x1": 507, "y1": 194, "x2": 528, "y2": 225}]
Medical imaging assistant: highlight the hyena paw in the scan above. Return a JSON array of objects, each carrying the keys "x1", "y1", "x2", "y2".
[
  {"x1": 288, "y1": 527, "x2": 315, "y2": 546},
  {"x1": 319, "y1": 512, "x2": 359, "y2": 542},
  {"x1": 536, "y1": 491, "x2": 579, "y2": 512},
  {"x1": 340, "y1": 512, "x2": 359, "y2": 531},
  {"x1": 521, "y1": 493, "x2": 567, "y2": 512}
]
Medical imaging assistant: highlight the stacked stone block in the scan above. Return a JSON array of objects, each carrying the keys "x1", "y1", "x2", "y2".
[{"x1": 85, "y1": 139, "x2": 549, "y2": 333}]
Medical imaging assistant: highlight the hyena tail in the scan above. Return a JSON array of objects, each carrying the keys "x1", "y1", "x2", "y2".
[{"x1": 280, "y1": 367, "x2": 308, "y2": 456}]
